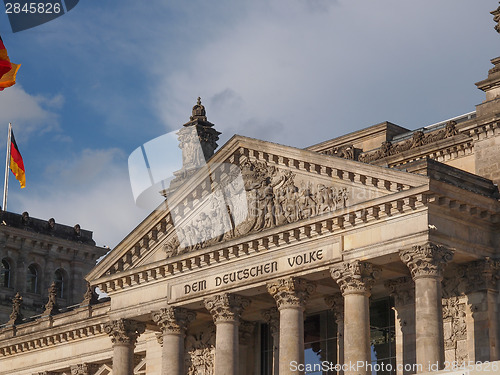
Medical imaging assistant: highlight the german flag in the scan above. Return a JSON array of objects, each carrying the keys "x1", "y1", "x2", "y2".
[
  {"x1": 10, "y1": 131, "x2": 25, "y2": 188},
  {"x1": 0, "y1": 35, "x2": 20, "y2": 91}
]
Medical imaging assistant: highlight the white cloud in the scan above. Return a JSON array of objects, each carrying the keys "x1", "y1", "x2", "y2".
[
  {"x1": 0, "y1": 85, "x2": 63, "y2": 137},
  {"x1": 9, "y1": 147, "x2": 149, "y2": 248}
]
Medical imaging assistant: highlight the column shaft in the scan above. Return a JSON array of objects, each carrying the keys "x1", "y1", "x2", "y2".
[
  {"x1": 279, "y1": 306, "x2": 304, "y2": 374},
  {"x1": 113, "y1": 343, "x2": 135, "y2": 375},
  {"x1": 162, "y1": 332, "x2": 184, "y2": 375},
  {"x1": 343, "y1": 293, "x2": 370, "y2": 374},
  {"x1": 215, "y1": 321, "x2": 239, "y2": 375},
  {"x1": 414, "y1": 277, "x2": 444, "y2": 371}
]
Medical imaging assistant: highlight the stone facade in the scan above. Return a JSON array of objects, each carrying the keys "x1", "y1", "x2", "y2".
[
  {"x1": 0, "y1": 211, "x2": 107, "y2": 324},
  {"x1": 0, "y1": 6, "x2": 500, "y2": 375}
]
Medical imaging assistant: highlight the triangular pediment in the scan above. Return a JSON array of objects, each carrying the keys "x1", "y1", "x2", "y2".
[{"x1": 87, "y1": 135, "x2": 430, "y2": 282}]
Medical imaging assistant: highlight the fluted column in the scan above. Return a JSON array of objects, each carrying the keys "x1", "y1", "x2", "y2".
[
  {"x1": 104, "y1": 319, "x2": 146, "y2": 375},
  {"x1": 267, "y1": 277, "x2": 316, "y2": 375},
  {"x1": 262, "y1": 307, "x2": 280, "y2": 375},
  {"x1": 385, "y1": 277, "x2": 416, "y2": 375},
  {"x1": 330, "y1": 261, "x2": 380, "y2": 375},
  {"x1": 152, "y1": 307, "x2": 196, "y2": 375},
  {"x1": 324, "y1": 293, "x2": 344, "y2": 375},
  {"x1": 204, "y1": 293, "x2": 250, "y2": 375},
  {"x1": 400, "y1": 242, "x2": 453, "y2": 372}
]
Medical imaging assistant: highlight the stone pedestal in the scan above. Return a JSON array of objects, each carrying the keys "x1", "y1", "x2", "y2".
[
  {"x1": 400, "y1": 243, "x2": 453, "y2": 373},
  {"x1": 104, "y1": 319, "x2": 146, "y2": 375},
  {"x1": 204, "y1": 293, "x2": 250, "y2": 375},
  {"x1": 267, "y1": 277, "x2": 316, "y2": 375},
  {"x1": 331, "y1": 261, "x2": 380, "y2": 375},
  {"x1": 152, "y1": 307, "x2": 196, "y2": 375}
]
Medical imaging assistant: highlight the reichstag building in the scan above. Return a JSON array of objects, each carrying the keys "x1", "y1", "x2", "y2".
[{"x1": 0, "y1": 4, "x2": 499, "y2": 375}]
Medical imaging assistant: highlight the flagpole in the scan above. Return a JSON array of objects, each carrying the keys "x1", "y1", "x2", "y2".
[{"x1": 2, "y1": 123, "x2": 11, "y2": 211}]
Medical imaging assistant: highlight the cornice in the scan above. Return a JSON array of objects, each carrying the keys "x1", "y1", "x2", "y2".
[{"x1": 0, "y1": 302, "x2": 110, "y2": 357}]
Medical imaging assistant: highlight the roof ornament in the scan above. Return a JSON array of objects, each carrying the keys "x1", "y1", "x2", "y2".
[
  {"x1": 492, "y1": 2, "x2": 500, "y2": 33},
  {"x1": 43, "y1": 282, "x2": 60, "y2": 316},
  {"x1": 8, "y1": 292, "x2": 24, "y2": 325}
]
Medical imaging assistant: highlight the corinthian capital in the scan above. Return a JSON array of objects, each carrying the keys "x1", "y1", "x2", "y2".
[
  {"x1": 152, "y1": 307, "x2": 196, "y2": 335},
  {"x1": 385, "y1": 277, "x2": 415, "y2": 307},
  {"x1": 261, "y1": 307, "x2": 280, "y2": 335},
  {"x1": 330, "y1": 261, "x2": 380, "y2": 296},
  {"x1": 267, "y1": 277, "x2": 316, "y2": 310},
  {"x1": 103, "y1": 319, "x2": 146, "y2": 345},
  {"x1": 324, "y1": 293, "x2": 344, "y2": 323},
  {"x1": 204, "y1": 293, "x2": 250, "y2": 323},
  {"x1": 399, "y1": 242, "x2": 453, "y2": 280}
]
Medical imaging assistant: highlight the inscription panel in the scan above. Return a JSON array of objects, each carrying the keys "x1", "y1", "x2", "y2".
[{"x1": 169, "y1": 240, "x2": 341, "y2": 302}]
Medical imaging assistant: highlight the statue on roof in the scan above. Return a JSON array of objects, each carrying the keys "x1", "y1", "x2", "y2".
[
  {"x1": 8, "y1": 292, "x2": 24, "y2": 325},
  {"x1": 492, "y1": 2, "x2": 500, "y2": 33}
]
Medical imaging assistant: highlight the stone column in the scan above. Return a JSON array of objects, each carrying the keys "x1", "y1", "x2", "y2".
[
  {"x1": 385, "y1": 277, "x2": 416, "y2": 375},
  {"x1": 267, "y1": 277, "x2": 316, "y2": 375},
  {"x1": 239, "y1": 320, "x2": 256, "y2": 375},
  {"x1": 400, "y1": 242, "x2": 453, "y2": 372},
  {"x1": 262, "y1": 307, "x2": 280, "y2": 375},
  {"x1": 204, "y1": 293, "x2": 250, "y2": 375},
  {"x1": 464, "y1": 259, "x2": 500, "y2": 362},
  {"x1": 324, "y1": 293, "x2": 344, "y2": 375},
  {"x1": 104, "y1": 319, "x2": 146, "y2": 375},
  {"x1": 331, "y1": 261, "x2": 380, "y2": 375},
  {"x1": 152, "y1": 307, "x2": 196, "y2": 375}
]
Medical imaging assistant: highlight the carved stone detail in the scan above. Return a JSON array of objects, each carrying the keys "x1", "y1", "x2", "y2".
[
  {"x1": 492, "y1": 2, "x2": 500, "y2": 33},
  {"x1": 462, "y1": 258, "x2": 500, "y2": 292},
  {"x1": 163, "y1": 159, "x2": 349, "y2": 258},
  {"x1": 330, "y1": 261, "x2": 380, "y2": 295},
  {"x1": 204, "y1": 293, "x2": 250, "y2": 323},
  {"x1": 324, "y1": 293, "x2": 344, "y2": 323},
  {"x1": 399, "y1": 243, "x2": 453, "y2": 279},
  {"x1": 81, "y1": 282, "x2": 98, "y2": 306},
  {"x1": 8, "y1": 292, "x2": 24, "y2": 325},
  {"x1": 239, "y1": 320, "x2": 256, "y2": 346},
  {"x1": 442, "y1": 296, "x2": 468, "y2": 364},
  {"x1": 152, "y1": 307, "x2": 196, "y2": 335},
  {"x1": 261, "y1": 307, "x2": 280, "y2": 335},
  {"x1": 43, "y1": 282, "x2": 59, "y2": 316},
  {"x1": 70, "y1": 363, "x2": 99, "y2": 375},
  {"x1": 385, "y1": 277, "x2": 415, "y2": 306},
  {"x1": 267, "y1": 277, "x2": 316, "y2": 310},
  {"x1": 103, "y1": 319, "x2": 146, "y2": 345},
  {"x1": 185, "y1": 326, "x2": 216, "y2": 375},
  {"x1": 359, "y1": 121, "x2": 459, "y2": 163},
  {"x1": 321, "y1": 144, "x2": 356, "y2": 160}
]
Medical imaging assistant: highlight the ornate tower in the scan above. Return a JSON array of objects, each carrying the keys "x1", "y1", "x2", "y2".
[{"x1": 169, "y1": 98, "x2": 221, "y2": 190}]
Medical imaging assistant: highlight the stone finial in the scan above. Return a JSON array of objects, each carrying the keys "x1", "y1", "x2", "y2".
[
  {"x1": 330, "y1": 261, "x2": 381, "y2": 296},
  {"x1": 43, "y1": 282, "x2": 59, "y2": 316},
  {"x1": 204, "y1": 293, "x2": 250, "y2": 323},
  {"x1": 492, "y1": 2, "x2": 500, "y2": 33},
  {"x1": 399, "y1": 242, "x2": 454, "y2": 280},
  {"x1": 81, "y1": 282, "x2": 98, "y2": 306},
  {"x1": 8, "y1": 292, "x2": 24, "y2": 325},
  {"x1": 103, "y1": 319, "x2": 146, "y2": 345},
  {"x1": 190, "y1": 97, "x2": 207, "y2": 121},
  {"x1": 267, "y1": 277, "x2": 316, "y2": 310},
  {"x1": 151, "y1": 307, "x2": 196, "y2": 335}
]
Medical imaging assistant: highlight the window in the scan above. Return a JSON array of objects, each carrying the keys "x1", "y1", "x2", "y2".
[
  {"x1": 370, "y1": 297, "x2": 396, "y2": 375},
  {"x1": 54, "y1": 269, "x2": 65, "y2": 298},
  {"x1": 26, "y1": 264, "x2": 39, "y2": 294},
  {"x1": 303, "y1": 311, "x2": 337, "y2": 374},
  {"x1": 1, "y1": 259, "x2": 11, "y2": 288}
]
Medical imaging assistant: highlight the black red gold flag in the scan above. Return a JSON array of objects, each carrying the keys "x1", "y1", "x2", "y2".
[{"x1": 9, "y1": 131, "x2": 25, "y2": 188}]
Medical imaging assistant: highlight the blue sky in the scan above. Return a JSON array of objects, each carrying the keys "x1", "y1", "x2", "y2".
[{"x1": 0, "y1": 0, "x2": 498, "y2": 248}]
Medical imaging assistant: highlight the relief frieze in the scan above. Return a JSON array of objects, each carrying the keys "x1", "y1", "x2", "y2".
[{"x1": 163, "y1": 159, "x2": 350, "y2": 259}]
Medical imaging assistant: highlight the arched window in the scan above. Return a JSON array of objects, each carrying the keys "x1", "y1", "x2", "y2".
[
  {"x1": 1, "y1": 259, "x2": 11, "y2": 288},
  {"x1": 26, "y1": 264, "x2": 39, "y2": 294},
  {"x1": 54, "y1": 269, "x2": 65, "y2": 298}
]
